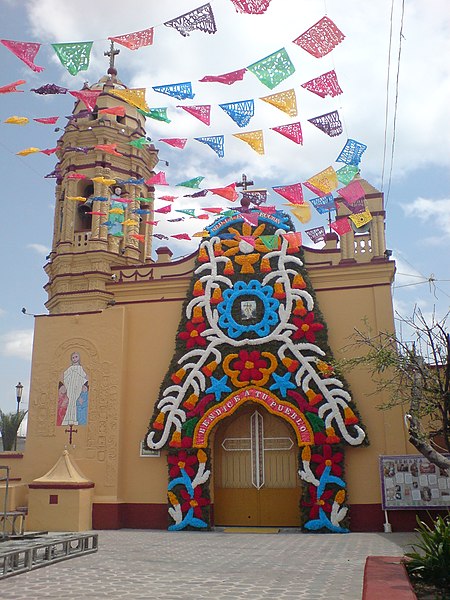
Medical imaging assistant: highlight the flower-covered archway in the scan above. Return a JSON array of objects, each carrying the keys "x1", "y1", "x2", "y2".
[{"x1": 145, "y1": 209, "x2": 366, "y2": 532}]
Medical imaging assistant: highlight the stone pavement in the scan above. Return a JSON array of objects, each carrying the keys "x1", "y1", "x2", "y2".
[{"x1": 1, "y1": 529, "x2": 416, "y2": 600}]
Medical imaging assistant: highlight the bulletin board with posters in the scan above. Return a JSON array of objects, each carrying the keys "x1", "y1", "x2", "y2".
[{"x1": 379, "y1": 454, "x2": 450, "y2": 510}]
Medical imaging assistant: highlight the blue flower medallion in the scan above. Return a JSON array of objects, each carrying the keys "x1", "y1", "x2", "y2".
[{"x1": 217, "y1": 280, "x2": 280, "y2": 339}]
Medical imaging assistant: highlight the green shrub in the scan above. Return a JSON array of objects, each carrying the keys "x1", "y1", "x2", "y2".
[{"x1": 405, "y1": 513, "x2": 450, "y2": 592}]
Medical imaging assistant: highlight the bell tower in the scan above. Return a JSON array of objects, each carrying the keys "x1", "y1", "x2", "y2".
[{"x1": 45, "y1": 45, "x2": 159, "y2": 314}]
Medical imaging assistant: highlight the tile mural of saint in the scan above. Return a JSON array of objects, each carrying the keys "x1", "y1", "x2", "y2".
[{"x1": 56, "y1": 351, "x2": 89, "y2": 426}]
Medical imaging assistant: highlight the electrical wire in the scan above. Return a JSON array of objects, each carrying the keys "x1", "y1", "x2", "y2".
[{"x1": 380, "y1": 0, "x2": 395, "y2": 192}]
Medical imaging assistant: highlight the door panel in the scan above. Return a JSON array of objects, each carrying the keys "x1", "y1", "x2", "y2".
[{"x1": 214, "y1": 404, "x2": 301, "y2": 526}]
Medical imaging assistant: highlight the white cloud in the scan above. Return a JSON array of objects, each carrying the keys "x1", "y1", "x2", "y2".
[
  {"x1": 0, "y1": 308, "x2": 6, "y2": 317},
  {"x1": 27, "y1": 243, "x2": 51, "y2": 256},
  {"x1": 400, "y1": 197, "x2": 450, "y2": 244},
  {"x1": 0, "y1": 330, "x2": 34, "y2": 361}
]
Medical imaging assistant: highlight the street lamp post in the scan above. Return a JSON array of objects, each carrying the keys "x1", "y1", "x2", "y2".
[{"x1": 14, "y1": 382, "x2": 23, "y2": 451}]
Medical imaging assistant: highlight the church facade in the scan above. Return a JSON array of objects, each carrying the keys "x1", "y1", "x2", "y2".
[{"x1": 0, "y1": 66, "x2": 418, "y2": 533}]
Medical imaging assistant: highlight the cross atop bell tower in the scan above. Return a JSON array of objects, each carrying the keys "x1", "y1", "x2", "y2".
[{"x1": 104, "y1": 40, "x2": 120, "y2": 77}]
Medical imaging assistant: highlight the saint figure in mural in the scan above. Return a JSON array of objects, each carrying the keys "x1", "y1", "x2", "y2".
[
  {"x1": 58, "y1": 351, "x2": 89, "y2": 426},
  {"x1": 108, "y1": 186, "x2": 125, "y2": 236}
]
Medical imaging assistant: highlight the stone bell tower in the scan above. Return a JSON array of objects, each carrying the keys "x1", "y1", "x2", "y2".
[{"x1": 45, "y1": 45, "x2": 159, "y2": 315}]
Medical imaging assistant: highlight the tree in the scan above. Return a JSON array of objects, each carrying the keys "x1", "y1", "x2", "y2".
[
  {"x1": 0, "y1": 410, "x2": 27, "y2": 451},
  {"x1": 336, "y1": 308, "x2": 449, "y2": 470}
]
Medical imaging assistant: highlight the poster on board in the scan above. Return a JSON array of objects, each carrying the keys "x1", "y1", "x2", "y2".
[{"x1": 380, "y1": 454, "x2": 450, "y2": 510}]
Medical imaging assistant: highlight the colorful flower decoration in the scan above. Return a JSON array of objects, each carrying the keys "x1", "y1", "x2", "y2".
[
  {"x1": 310, "y1": 445, "x2": 343, "y2": 477},
  {"x1": 303, "y1": 484, "x2": 334, "y2": 520},
  {"x1": 178, "y1": 319, "x2": 207, "y2": 348},
  {"x1": 292, "y1": 312, "x2": 324, "y2": 343},
  {"x1": 168, "y1": 450, "x2": 199, "y2": 478},
  {"x1": 180, "y1": 486, "x2": 210, "y2": 519},
  {"x1": 223, "y1": 350, "x2": 277, "y2": 387},
  {"x1": 217, "y1": 280, "x2": 280, "y2": 339}
]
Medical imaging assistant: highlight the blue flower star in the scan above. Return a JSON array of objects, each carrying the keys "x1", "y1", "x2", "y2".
[
  {"x1": 269, "y1": 372, "x2": 296, "y2": 398},
  {"x1": 206, "y1": 375, "x2": 231, "y2": 402}
]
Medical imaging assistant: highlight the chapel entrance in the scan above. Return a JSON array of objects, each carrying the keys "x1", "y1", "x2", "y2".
[{"x1": 213, "y1": 404, "x2": 301, "y2": 527}]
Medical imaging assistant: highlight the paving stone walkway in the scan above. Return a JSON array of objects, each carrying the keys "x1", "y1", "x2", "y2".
[{"x1": 1, "y1": 529, "x2": 416, "y2": 600}]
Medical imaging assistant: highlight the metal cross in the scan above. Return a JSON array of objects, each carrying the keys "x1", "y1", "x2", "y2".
[
  {"x1": 235, "y1": 173, "x2": 254, "y2": 191},
  {"x1": 104, "y1": 40, "x2": 120, "y2": 72},
  {"x1": 65, "y1": 424, "x2": 78, "y2": 445}
]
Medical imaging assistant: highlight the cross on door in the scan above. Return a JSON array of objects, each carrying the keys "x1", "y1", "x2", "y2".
[{"x1": 221, "y1": 410, "x2": 294, "y2": 489}]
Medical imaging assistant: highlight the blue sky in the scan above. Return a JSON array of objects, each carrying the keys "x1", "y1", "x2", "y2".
[{"x1": 0, "y1": 0, "x2": 449, "y2": 414}]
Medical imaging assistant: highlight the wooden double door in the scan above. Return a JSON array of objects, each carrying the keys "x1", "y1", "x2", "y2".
[{"x1": 213, "y1": 405, "x2": 301, "y2": 527}]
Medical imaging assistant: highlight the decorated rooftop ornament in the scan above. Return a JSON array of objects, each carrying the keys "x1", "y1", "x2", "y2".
[
  {"x1": 336, "y1": 164, "x2": 359, "y2": 185},
  {"x1": 302, "y1": 181, "x2": 327, "y2": 197},
  {"x1": 241, "y1": 211, "x2": 259, "y2": 226},
  {"x1": 194, "y1": 135, "x2": 225, "y2": 157},
  {"x1": 145, "y1": 172, "x2": 168, "y2": 186},
  {"x1": 199, "y1": 68, "x2": 247, "y2": 85},
  {"x1": 33, "y1": 116, "x2": 59, "y2": 125},
  {"x1": 178, "y1": 104, "x2": 211, "y2": 125},
  {"x1": 293, "y1": 16, "x2": 345, "y2": 58},
  {"x1": 154, "y1": 204, "x2": 172, "y2": 214},
  {"x1": 153, "y1": 233, "x2": 169, "y2": 240},
  {"x1": 99, "y1": 106, "x2": 126, "y2": 117},
  {"x1": 0, "y1": 80, "x2": 26, "y2": 94},
  {"x1": 159, "y1": 195, "x2": 177, "y2": 201},
  {"x1": 95, "y1": 144, "x2": 123, "y2": 156},
  {"x1": 128, "y1": 136, "x2": 151, "y2": 149},
  {"x1": 230, "y1": 0, "x2": 272, "y2": 14},
  {"x1": 4, "y1": 116, "x2": 29, "y2": 125},
  {"x1": 337, "y1": 180, "x2": 365, "y2": 203},
  {"x1": 260, "y1": 89, "x2": 297, "y2": 117},
  {"x1": 0, "y1": 40, "x2": 44, "y2": 72},
  {"x1": 164, "y1": 3, "x2": 217, "y2": 37},
  {"x1": 233, "y1": 130, "x2": 264, "y2": 154},
  {"x1": 70, "y1": 90, "x2": 102, "y2": 112},
  {"x1": 168, "y1": 217, "x2": 185, "y2": 223},
  {"x1": 259, "y1": 205, "x2": 276, "y2": 213},
  {"x1": 109, "y1": 27, "x2": 154, "y2": 50},
  {"x1": 349, "y1": 210, "x2": 372, "y2": 228},
  {"x1": 144, "y1": 220, "x2": 160, "y2": 226},
  {"x1": 330, "y1": 218, "x2": 352, "y2": 236},
  {"x1": 122, "y1": 218, "x2": 139, "y2": 226},
  {"x1": 271, "y1": 122, "x2": 303, "y2": 145},
  {"x1": 172, "y1": 233, "x2": 192, "y2": 241},
  {"x1": 272, "y1": 183, "x2": 304, "y2": 205},
  {"x1": 305, "y1": 226, "x2": 326, "y2": 244},
  {"x1": 308, "y1": 110, "x2": 343, "y2": 137},
  {"x1": 153, "y1": 82, "x2": 195, "y2": 101},
  {"x1": 301, "y1": 70, "x2": 343, "y2": 98},
  {"x1": 208, "y1": 183, "x2": 239, "y2": 202},
  {"x1": 176, "y1": 176, "x2": 205, "y2": 188},
  {"x1": 289, "y1": 203, "x2": 312, "y2": 224},
  {"x1": 307, "y1": 166, "x2": 338, "y2": 194},
  {"x1": 159, "y1": 138, "x2": 188, "y2": 149},
  {"x1": 110, "y1": 88, "x2": 149, "y2": 112},
  {"x1": 336, "y1": 139, "x2": 367, "y2": 166},
  {"x1": 219, "y1": 100, "x2": 254, "y2": 127},
  {"x1": 132, "y1": 233, "x2": 146, "y2": 242},
  {"x1": 310, "y1": 194, "x2": 336, "y2": 214},
  {"x1": 52, "y1": 41, "x2": 93, "y2": 75},
  {"x1": 202, "y1": 207, "x2": 222, "y2": 214},
  {"x1": 16, "y1": 147, "x2": 40, "y2": 156},
  {"x1": 247, "y1": 48, "x2": 295, "y2": 89},
  {"x1": 138, "y1": 107, "x2": 171, "y2": 123}
]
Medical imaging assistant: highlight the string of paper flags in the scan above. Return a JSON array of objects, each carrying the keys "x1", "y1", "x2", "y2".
[{"x1": 0, "y1": 9, "x2": 345, "y2": 79}]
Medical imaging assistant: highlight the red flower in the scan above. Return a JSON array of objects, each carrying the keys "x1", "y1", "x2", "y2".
[
  {"x1": 292, "y1": 312, "x2": 324, "y2": 343},
  {"x1": 230, "y1": 350, "x2": 270, "y2": 383},
  {"x1": 310, "y1": 445, "x2": 343, "y2": 477},
  {"x1": 178, "y1": 320, "x2": 207, "y2": 349},
  {"x1": 168, "y1": 451, "x2": 198, "y2": 478},
  {"x1": 180, "y1": 486, "x2": 210, "y2": 518},
  {"x1": 302, "y1": 485, "x2": 334, "y2": 520}
]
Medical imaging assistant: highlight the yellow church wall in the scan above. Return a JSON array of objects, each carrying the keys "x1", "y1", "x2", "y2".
[{"x1": 309, "y1": 265, "x2": 413, "y2": 507}]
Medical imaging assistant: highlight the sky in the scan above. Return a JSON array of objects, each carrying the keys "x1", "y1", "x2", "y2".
[{"x1": 0, "y1": 0, "x2": 449, "y2": 415}]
